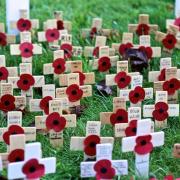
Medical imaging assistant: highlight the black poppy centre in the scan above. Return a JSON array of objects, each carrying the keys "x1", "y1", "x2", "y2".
[
  {"x1": 71, "y1": 89, "x2": 77, "y2": 95},
  {"x1": 89, "y1": 141, "x2": 96, "y2": 148},
  {"x1": 100, "y1": 167, "x2": 107, "y2": 174},
  {"x1": 29, "y1": 166, "x2": 36, "y2": 173},
  {"x1": 102, "y1": 61, "x2": 107, "y2": 66},
  {"x1": 53, "y1": 119, "x2": 60, "y2": 126},
  {"x1": 140, "y1": 140, "x2": 147, "y2": 146},
  {"x1": 169, "y1": 83, "x2": 174, "y2": 88},
  {"x1": 4, "y1": 100, "x2": 10, "y2": 106},
  {"x1": 116, "y1": 115, "x2": 123, "y2": 121},
  {"x1": 134, "y1": 93, "x2": 140, "y2": 98},
  {"x1": 23, "y1": 79, "x2": 29, "y2": 85},
  {"x1": 132, "y1": 127, "x2": 137, "y2": 133}
]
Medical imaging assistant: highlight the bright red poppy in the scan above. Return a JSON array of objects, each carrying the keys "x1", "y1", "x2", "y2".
[
  {"x1": 0, "y1": 94, "x2": 15, "y2": 112},
  {"x1": 46, "y1": 112, "x2": 66, "y2": 132},
  {"x1": 174, "y1": 17, "x2": 180, "y2": 31},
  {"x1": 139, "y1": 46, "x2": 153, "y2": 59},
  {"x1": 45, "y1": 28, "x2": 60, "y2": 42},
  {"x1": 0, "y1": 67, "x2": 9, "y2": 81},
  {"x1": 83, "y1": 134, "x2": 100, "y2": 156},
  {"x1": 110, "y1": 109, "x2": 128, "y2": 125},
  {"x1": 94, "y1": 159, "x2": 115, "y2": 179},
  {"x1": 60, "y1": 43, "x2": 73, "y2": 59},
  {"x1": 98, "y1": 56, "x2": 111, "y2": 72},
  {"x1": 17, "y1": 74, "x2": 35, "y2": 91},
  {"x1": 134, "y1": 135, "x2": 153, "y2": 155},
  {"x1": 17, "y1": 18, "x2": 32, "y2": 32},
  {"x1": 129, "y1": 86, "x2": 145, "y2": 104},
  {"x1": 152, "y1": 102, "x2": 169, "y2": 121},
  {"x1": 57, "y1": 20, "x2": 64, "y2": 30},
  {"x1": 19, "y1": 42, "x2": 34, "y2": 58},
  {"x1": 39, "y1": 96, "x2": 53, "y2": 115},
  {"x1": 8, "y1": 149, "x2": 24, "y2": 163},
  {"x1": 114, "y1": 71, "x2": 131, "y2": 89},
  {"x1": 162, "y1": 34, "x2": 177, "y2": 50},
  {"x1": 90, "y1": 27, "x2": 97, "y2": 39},
  {"x1": 0, "y1": 32, "x2": 7, "y2": 46},
  {"x1": 93, "y1": 46, "x2": 99, "y2": 58},
  {"x1": 136, "y1": 23, "x2": 150, "y2": 36},
  {"x1": 119, "y1": 43, "x2": 133, "y2": 56},
  {"x1": 52, "y1": 58, "x2": 66, "y2": 74},
  {"x1": 3, "y1": 125, "x2": 24, "y2": 145},
  {"x1": 125, "y1": 120, "x2": 137, "y2": 137},
  {"x1": 158, "y1": 68, "x2": 166, "y2": 81},
  {"x1": 163, "y1": 78, "x2": 180, "y2": 95},
  {"x1": 164, "y1": 175, "x2": 174, "y2": 180},
  {"x1": 73, "y1": 71, "x2": 86, "y2": 85},
  {"x1": 22, "y1": 158, "x2": 45, "y2": 179}
]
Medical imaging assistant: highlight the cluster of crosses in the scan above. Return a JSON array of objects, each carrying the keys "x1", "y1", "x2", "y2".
[{"x1": 0, "y1": 4, "x2": 179, "y2": 179}]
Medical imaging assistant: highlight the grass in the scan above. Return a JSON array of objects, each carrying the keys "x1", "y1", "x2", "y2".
[{"x1": 0, "y1": 0, "x2": 180, "y2": 179}]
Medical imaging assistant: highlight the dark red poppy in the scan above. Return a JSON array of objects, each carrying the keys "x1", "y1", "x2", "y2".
[
  {"x1": 39, "y1": 96, "x2": 53, "y2": 115},
  {"x1": 93, "y1": 46, "x2": 99, "y2": 58},
  {"x1": 158, "y1": 68, "x2": 166, "y2": 81},
  {"x1": 8, "y1": 149, "x2": 24, "y2": 163},
  {"x1": 174, "y1": 17, "x2": 180, "y2": 31},
  {"x1": 17, "y1": 18, "x2": 32, "y2": 32},
  {"x1": 94, "y1": 159, "x2": 115, "y2": 179},
  {"x1": 0, "y1": 94, "x2": 15, "y2": 112},
  {"x1": 45, "y1": 28, "x2": 60, "y2": 42},
  {"x1": 119, "y1": 43, "x2": 133, "y2": 56},
  {"x1": 110, "y1": 109, "x2": 128, "y2": 126},
  {"x1": 152, "y1": 102, "x2": 169, "y2": 121},
  {"x1": 163, "y1": 78, "x2": 180, "y2": 95},
  {"x1": 162, "y1": 34, "x2": 177, "y2": 50},
  {"x1": 17, "y1": 74, "x2": 35, "y2": 91},
  {"x1": 134, "y1": 135, "x2": 153, "y2": 155},
  {"x1": 129, "y1": 86, "x2": 145, "y2": 104},
  {"x1": 114, "y1": 71, "x2": 131, "y2": 89},
  {"x1": 98, "y1": 56, "x2": 111, "y2": 72},
  {"x1": 139, "y1": 46, "x2": 153, "y2": 59},
  {"x1": 136, "y1": 23, "x2": 150, "y2": 36},
  {"x1": 73, "y1": 71, "x2": 86, "y2": 85},
  {"x1": 0, "y1": 67, "x2": 9, "y2": 81},
  {"x1": 52, "y1": 58, "x2": 66, "y2": 74},
  {"x1": 90, "y1": 27, "x2": 97, "y2": 39},
  {"x1": 46, "y1": 112, "x2": 66, "y2": 132},
  {"x1": 66, "y1": 84, "x2": 83, "y2": 102},
  {"x1": 57, "y1": 20, "x2": 64, "y2": 30},
  {"x1": 125, "y1": 120, "x2": 137, "y2": 137},
  {"x1": 19, "y1": 42, "x2": 34, "y2": 58},
  {"x1": 83, "y1": 134, "x2": 100, "y2": 156},
  {"x1": 0, "y1": 32, "x2": 7, "y2": 46},
  {"x1": 60, "y1": 43, "x2": 73, "y2": 59},
  {"x1": 3, "y1": 125, "x2": 24, "y2": 145},
  {"x1": 22, "y1": 158, "x2": 45, "y2": 179}
]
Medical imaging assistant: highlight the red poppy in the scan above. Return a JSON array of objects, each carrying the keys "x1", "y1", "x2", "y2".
[
  {"x1": 57, "y1": 20, "x2": 64, "y2": 30},
  {"x1": 93, "y1": 46, "x2": 99, "y2": 58},
  {"x1": 110, "y1": 109, "x2": 128, "y2": 126},
  {"x1": 152, "y1": 102, "x2": 169, "y2": 121},
  {"x1": 22, "y1": 158, "x2": 45, "y2": 179},
  {"x1": 46, "y1": 112, "x2": 66, "y2": 132},
  {"x1": 19, "y1": 42, "x2": 34, "y2": 58},
  {"x1": 129, "y1": 86, "x2": 145, "y2": 104},
  {"x1": 158, "y1": 68, "x2": 166, "y2": 81},
  {"x1": 52, "y1": 58, "x2": 66, "y2": 74},
  {"x1": 134, "y1": 135, "x2": 153, "y2": 155},
  {"x1": 73, "y1": 71, "x2": 86, "y2": 85},
  {"x1": 3, "y1": 125, "x2": 24, "y2": 145},
  {"x1": 0, "y1": 32, "x2": 7, "y2": 46},
  {"x1": 0, "y1": 67, "x2": 9, "y2": 81},
  {"x1": 0, "y1": 94, "x2": 15, "y2": 112},
  {"x1": 17, "y1": 74, "x2": 35, "y2": 91},
  {"x1": 94, "y1": 159, "x2": 115, "y2": 179},
  {"x1": 136, "y1": 23, "x2": 150, "y2": 36},
  {"x1": 39, "y1": 96, "x2": 53, "y2": 115},
  {"x1": 83, "y1": 135, "x2": 100, "y2": 156},
  {"x1": 17, "y1": 18, "x2": 32, "y2": 32},
  {"x1": 98, "y1": 56, "x2": 111, "y2": 72},
  {"x1": 125, "y1": 120, "x2": 137, "y2": 137},
  {"x1": 60, "y1": 43, "x2": 73, "y2": 59},
  {"x1": 162, "y1": 34, "x2": 177, "y2": 50},
  {"x1": 174, "y1": 17, "x2": 180, "y2": 31},
  {"x1": 8, "y1": 149, "x2": 24, "y2": 163},
  {"x1": 90, "y1": 27, "x2": 97, "y2": 39},
  {"x1": 163, "y1": 78, "x2": 180, "y2": 95},
  {"x1": 66, "y1": 84, "x2": 83, "y2": 102},
  {"x1": 139, "y1": 46, "x2": 153, "y2": 59},
  {"x1": 164, "y1": 175, "x2": 174, "y2": 180},
  {"x1": 119, "y1": 43, "x2": 133, "y2": 56},
  {"x1": 114, "y1": 71, "x2": 131, "y2": 89},
  {"x1": 45, "y1": 28, "x2": 60, "y2": 42}
]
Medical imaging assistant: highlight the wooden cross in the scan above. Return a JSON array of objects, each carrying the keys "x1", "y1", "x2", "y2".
[
  {"x1": 10, "y1": 31, "x2": 42, "y2": 63},
  {"x1": 122, "y1": 118, "x2": 164, "y2": 178},
  {"x1": 7, "y1": 141, "x2": 56, "y2": 179},
  {"x1": 173, "y1": 143, "x2": 180, "y2": 158},
  {"x1": 80, "y1": 143, "x2": 128, "y2": 178},
  {"x1": 128, "y1": 14, "x2": 158, "y2": 36},
  {"x1": 70, "y1": 121, "x2": 114, "y2": 161},
  {"x1": 143, "y1": 91, "x2": 179, "y2": 128}
]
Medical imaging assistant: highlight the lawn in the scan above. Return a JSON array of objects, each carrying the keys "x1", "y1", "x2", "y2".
[{"x1": 0, "y1": 0, "x2": 180, "y2": 179}]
